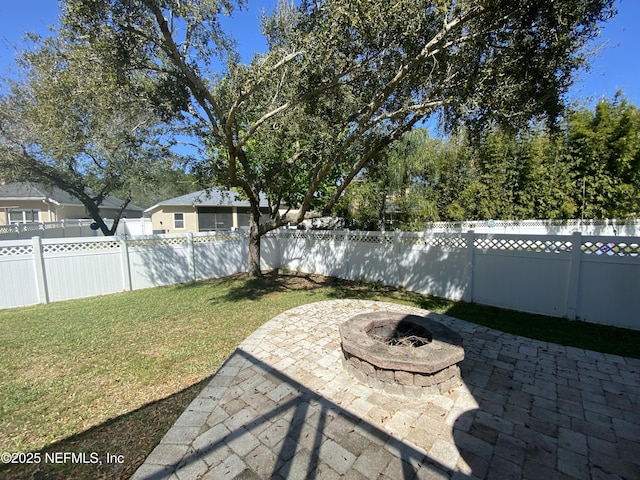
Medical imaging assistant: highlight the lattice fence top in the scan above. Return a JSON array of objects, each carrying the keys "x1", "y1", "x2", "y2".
[
  {"x1": 2, "y1": 230, "x2": 639, "y2": 260},
  {"x1": 275, "y1": 230, "x2": 640, "y2": 258},
  {"x1": 426, "y1": 218, "x2": 638, "y2": 229},
  {"x1": 423, "y1": 236, "x2": 467, "y2": 249},
  {"x1": 126, "y1": 232, "x2": 242, "y2": 247},
  {"x1": 474, "y1": 237, "x2": 573, "y2": 253},
  {"x1": 311, "y1": 232, "x2": 347, "y2": 242},
  {"x1": 194, "y1": 232, "x2": 242, "y2": 243},
  {"x1": 582, "y1": 240, "x2": 640, "y2": 256},
  {"x1": 128, "y1": 237, "x2": 187, "y2": 248},
  {"x1": 42, "y1": 240, "x2": 121, "y2": 254},
  {"x1": 277, "y1": 230, "x2": 349, "y2": 241},
  {"x1": 398, "y1": 235, "x2": 467, "y2": 249},
  {"x1": 277, "y1": 231, "x2": 308, "y2": 240},
  {"x1": 348, "y1": 232, "x2": 394, "y2": 244},
  {"x1": 20, "y1": 224, "x2": 45, "y2": 232},
  {"x1": 0, "y1": 244, "x2": 34, "y2": 256}
]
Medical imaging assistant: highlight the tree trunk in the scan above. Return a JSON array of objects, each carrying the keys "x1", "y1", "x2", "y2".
[
  {"x1": 87, "y1": 208, "x2": 119, "y2": 236},
  {"x1": 247, "y1": 210, "x2": 262, "y2": 277},
  {"x1": 86, "y1": 208, "x2": 114, "y2": 236}
]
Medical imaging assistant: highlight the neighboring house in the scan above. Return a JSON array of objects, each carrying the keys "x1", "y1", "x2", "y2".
[
  {"x1": 0, "y1": 181, "x2": 144, "y2": 226},
  {"x1": 145, "y1": 189, "x2": 287, "y2": 234}
]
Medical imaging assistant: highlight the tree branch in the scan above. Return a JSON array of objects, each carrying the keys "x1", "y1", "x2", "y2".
[
  {"x1": 322, "y1": 116, "x2": 423, "y2": 216},
  {"x1": 141, "y1": 0, "x2": 225, "y2": 138},
  {"x1": 353, "y1": 6, "x2": 482, "y2": 135}
]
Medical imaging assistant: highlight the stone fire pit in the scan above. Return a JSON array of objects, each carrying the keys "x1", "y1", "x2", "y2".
[{"x1": 339, "y1": 311, "x2": 464, "y2": 397}]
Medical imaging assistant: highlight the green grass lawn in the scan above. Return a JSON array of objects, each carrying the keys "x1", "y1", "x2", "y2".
[{"x1": 1, "y1": 271, "x2": 638, "y2": 479}]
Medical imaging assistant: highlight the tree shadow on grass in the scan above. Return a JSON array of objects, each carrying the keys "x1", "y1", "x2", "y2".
[
  {"x1": 210, "y1": 270, "x2": 329, "y2": 303},
  {"x1": 205, "y1": 270, "x2": 344, "y2": 303},
  {"x1": 0, "y1": 378, "x2": 210, "y2": 480},
  {"x1": 206, "y1": 269, "x2": 455, "y2": 311}
]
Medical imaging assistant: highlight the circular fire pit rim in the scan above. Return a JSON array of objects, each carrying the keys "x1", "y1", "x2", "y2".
[{"x1": 339, "y1": 311, "x2": 465, "y2": 374}]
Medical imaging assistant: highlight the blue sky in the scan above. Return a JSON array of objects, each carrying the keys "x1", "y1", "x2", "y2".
[{"x1": 0, "y1": 0, "x2": 638, "y2": 105}]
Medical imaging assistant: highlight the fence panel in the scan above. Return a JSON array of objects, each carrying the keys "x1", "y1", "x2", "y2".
[
  {"x1": 195, "y1": 232, "x2": 245, "y2": 279},
  {"x1": 574, "y1": 235, "x2": 640, "y2": 329},
  {"x1": 42, "y1": 238, "x2": 123, "y2": 302},
  {"x1": 341, "y1": 231, "x2": 394, "y2": 283},
  {"x1": 126, "y1": 232, "x2": 246, "y2": 289},
  {"x1": 277, "y1": 231, "x2": 313, "y2": 273},
  {"x1": 260, "y1": 234, "x2": 280, "y2": 271},
  {"x1": 398, "y1": 233, "x2": 470, "y2": 301},
  {"x1": 128, "y1": 236, "x2": 194, "y2": 289},
  {"x1": 0, "y1": 240, "x2": 39, "y2": 308},
  {"x1": 0, "y1": 233, "x2": 246, "y2": 309},
  {"x1": 275, "y1": 230, "x2": 640, "y2": 330},
  {"x1": 469, "y1": 233, "x2": 573, "y2": 317},
  {"x1": 577, "y1": 256, "x2": 640, "y2": 329},
  {"x1": 473, "y1": 249, "x2": 570, "y2": 317}
]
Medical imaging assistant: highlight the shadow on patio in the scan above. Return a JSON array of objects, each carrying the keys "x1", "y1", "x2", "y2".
[{"x1": 133, "y1": 347, "x2": 468, "y2": 479}]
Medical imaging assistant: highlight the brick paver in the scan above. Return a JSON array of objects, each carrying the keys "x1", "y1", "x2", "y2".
[{"x1": 131, "y1": 300, "x2": 640, "y2": 479}]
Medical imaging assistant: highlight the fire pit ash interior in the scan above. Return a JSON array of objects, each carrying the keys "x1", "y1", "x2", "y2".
[{"x1": 339, "y1": 311, "x2": 464, "y2": 397}]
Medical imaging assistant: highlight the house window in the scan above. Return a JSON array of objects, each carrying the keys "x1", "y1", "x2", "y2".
[
  {"x1": 197, "y1": 207, "x2": 233, "y2": 231},
  {"x1": 8, "y1": 209, "x2": 40, "y2": 224},
  {"x1": 173, "y1": 212, "x2": 185, "y2": 229}
]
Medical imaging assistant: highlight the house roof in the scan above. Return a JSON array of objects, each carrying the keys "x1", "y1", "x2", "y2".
[
  {"x1": 144, "y1": 188, "x2": 269, "y2": 213},
  {"x1": 0, "y1": 181, "x2": 144, "y2": 212}
]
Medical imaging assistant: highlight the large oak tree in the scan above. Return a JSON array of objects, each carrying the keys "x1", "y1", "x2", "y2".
[
  {"x1": 53, "y1": 0, "x2": 615, "y2": 272},
  {"x1": 0, "y1": 33, "x2": 184, "y2": 235}
]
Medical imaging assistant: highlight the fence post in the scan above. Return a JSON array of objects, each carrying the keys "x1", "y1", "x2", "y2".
[
  {"x1": 32, "y1": 236, "x2": 49, "y2": 304},
  {"x1": 343, "y1": 229, "x2": 351, "y2": 280},
  {"x1": 565, "y1": 231, "x2": 582, "y2": 320},
  {"x1": 304, "y1": 229, "x2": 312, "y2": 273},
  {"x1": 393, "y1": 229, "x2": 402, "y2": 288},
  {"x1": 241, "y1": 229, "x2": 249, "y2": 273},
  {"x1": 119, "y1": 237, "x2": 132, "y2": 291},
  {"x1": 463, "y1": 230, "x2": 475, "y2": 303},
  {"x1": 187, "y1": 232, "x2": 196, "y2": 281},
  {"x1": 277, "y1": 229, "x2": 284, "y2": 270},
  {"x1": 270, "y1": 229, "x2": 282, "y2": 270}
]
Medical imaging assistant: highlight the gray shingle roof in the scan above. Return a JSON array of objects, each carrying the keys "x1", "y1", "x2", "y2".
[
  {"x1": 0, "y1": 181, "x2": 143, "y2": 212},
  {"x1": 145, "y1": 188, "x2": 269, "y2": 212}
]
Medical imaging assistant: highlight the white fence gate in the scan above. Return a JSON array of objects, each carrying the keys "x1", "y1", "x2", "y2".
[{"x1": 1, "y1": 229, "x2": 639, "y2": 330}]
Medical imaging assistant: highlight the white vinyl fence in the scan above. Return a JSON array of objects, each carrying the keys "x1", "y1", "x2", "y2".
[
  {"x1": 422, "y1": 218, "x2": 640, "y2": 236},
  {"x1": 1, "y1": 229, "x2": 639, "y2": 330},
  {"x1": 0, "y1": 232, "x2": 246, "y2": 309},
  {"x1": 0, "y1": 218, "x2": 153, "y2": 240},
  {"x1": 117, "y1": 218, "x2": 155, "y2": 236},
  {"x1": 268, "y1": 230, "x2": 640, "y2": 330},
  {"x1": 0, "y1": 219, "x2": 103, "y2": 240}
]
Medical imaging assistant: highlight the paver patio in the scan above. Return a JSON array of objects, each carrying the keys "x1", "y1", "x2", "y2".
[{"x1": 131, "y1": 300, "x2": 640, "y2": 479}]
